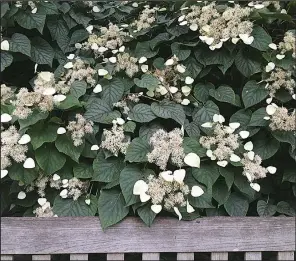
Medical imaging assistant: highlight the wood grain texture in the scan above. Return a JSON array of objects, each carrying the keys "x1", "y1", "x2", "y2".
[
  {"x1": 245, "y1": 252, "x2": 262, "y2": 260},
  {"x1": 277, "y1": 251, "x2": 294, "y2": 260},
  {"x1": 0, "y1": 255, "x2": 13, "y2": 261},
  {"x1": 142, "y1": 253, "x2": 160, "y2": 260},
  {"x1": 70, "y1": 254, "x2": 88, "y2": 260},
  {"x1": 32, "y1": 255, "x2": 51, "y2": 260},
  {"x1": 1, "y1": 217, "x2": 295, "y2": 254},
  {"x1": 107, "y1": 254, "x2": 124, "y2": 260},
  {"x1": 211, "y1": 252, "x2": 228, "y2": 260},
  {"x1": 177, "y1": 252, "x2": 194, "y2": 260}
]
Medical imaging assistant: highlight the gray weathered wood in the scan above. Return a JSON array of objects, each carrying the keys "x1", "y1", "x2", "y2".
[
  {"x1": 1, "y1": 217, "x2": 295, "y2": 254},
  {"x1": 211, "y1": 252, "x2": 228, "y2": 260},
  {"x1": 142, "y1": 253, "x2": 160, "y2": 260},
  {"x1": 245, "y1": 252, "x2": 262, "y2": 260},
  {"x1": 177, "y1": 252, "x2": 194, "y2": 260},
  {"x1": 107, "y1": 253, "x2": 124, "y2": 260},
  {"x1": 0, "y1": 255, "x2": 13, "y2": 261},
  {"x1": 32, "y1": 255, "x2": 51, "y2": 260},
  {"x1": 277, "y1": 251, "x2": 294, "y2": 260},
  {"x1": 70, "y1": 254, "x2": 88, "y2": 260}
]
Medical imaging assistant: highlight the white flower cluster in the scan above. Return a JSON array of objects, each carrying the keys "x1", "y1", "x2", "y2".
[
  {"x1": 113, "y1": 92, "x2": 143, "y2": 115},
  {"x1": 15, "y1": 1, "x2": 38, "y2": 13},
  {"x1": 279, "y1": 31, "x2": 296, "y2": 59},
  {"x1": 66, "y1": 114, "x2": 94, "y2": 147},
  {"x1": 132, "y1": 5, "x2": 159, "y2": 32},
  {"x1": 147, "y1": 128, "x2": 185, "y2": 170},
  {"x1": 180, "y1": 3, "x2": 254, "y2": 50},
  {"x1": 248, "y1": 1, "x2": 281, "y2": 10},
  {"x1": 133, "y1": 172, "x2": 205, "y2": 220},
  {"x1": 1, "y1": 84, "x2": 14, "y2": 105},
  {"x1": 100, "y1": 121, "x2": 130, "y2": 156},
  {"x1": 266, "y1": 106, "x2": 296, "y2": 132},
  {"x1": 33, "y1": 198, "x2": 57, "y2": 217},
  {"x1": 59, "y1": 177, "x2": 89, "y2": 201},
  {"x1": 115, "y1": 52, "x2": 139, "y2": 77}
]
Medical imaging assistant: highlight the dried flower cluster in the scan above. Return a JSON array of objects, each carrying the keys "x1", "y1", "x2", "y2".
[
  {"x1": 241, "y1": 153, "x2": 268, "y2": 182},
  {"x1": 147, "y1": 128, "x2": 185, "y2": 170},
  {"x1": 60, "y1": 177, "x2": 89, "y2": 201},
  {"x1": 66, "y1": 114, "x2": 94, "y2": 146},
  {"x1": 115, "y1": 53, "x2": 139, "y2": 77},
  {"x1": 1, "y1": 84, "x2": 14, "y2": 104},
  {"x1": 113, "y1": 92, "x2": 142, "y2": 115},
  {"x1": 269, "y1": 107, "x2": 296, "y2": 131},
  {"x1": 132, "y1": 5, "x2": 159, "y2": 31}
]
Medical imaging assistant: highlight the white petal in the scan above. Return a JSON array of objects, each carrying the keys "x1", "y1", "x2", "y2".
[
  {"x1": 1, "y1": 40, "x2": 9, "y2": 51},
  {"x1": 133, "y1": 180, "x2": 148, "y2": 195},
  {"x1": 169, "y1": 86, "x2": 178, "y2": 94},
  {"x1": 92, "y1": 6, "x2": 100, "y2": 12},
  {"x1": 151, "y1": 204, "x2": 162, "y2": 214},
  {"x1": 93, "y1": 84, "x2": 102, "y2": 93},
  {"x1": 218, "y1": 115, "x2": 225, "y2": 123},
  {"x1": 119, "y1": 46, "x2": 125, "y2": 52},
  {"x1": 191, "y1": 185, "x2": 204, "y2": 197},
  {"x1": 17, "y1": 191, "x2": 26, "y2": 200},
  {"x1": 43, "y1": 87, "x2": 56, "y2": 96},
  {"x1": 201, "y1": 25, "x2": 211, "y2": 33},
  {"x1": 160, "y1": 171, "x2": 174, "y2": 182},
  {"x1": 34, "y1": 64, "x2": 38, "y2": 73},
  {"x1": 23, "y1": 158, "x2": 35, "y2": 169},
  {"x1": 206, "y1": 150, "x2": 213, "y2": 158},
  {"x1": 173, "y1": 207, "x2": 182, "y2": 220},
  {"x1": 186, "y1": 201, "x2": 195, "y2": 213},
  {"x1": 67, "y1": 54, "x2": 75, "y2": 60},
  {"x1": 177, "y1": 64, "x2": 186, "y2": 73},
  {"x1": 62, "y1": 179, "x2": 68, "y2": 185},
  {"x1": 229, "y1": 122, "x2": 240, "y2": 130},
  {"x1": 189, "y1": 23, "x2": 198, "y2": 31},
  {"x1": 185, "y1": 76, "x2": 194, "y2": 85},
  {"x1": 199, "y1": 36, "x2": 207, "y2": 42},
  {"x1": 75, "y1": 43, "x2": 82, "y2": 49},
  {"x1": 181, "y1": 86, "x2": 191, "y2": 96},
  {"x1": 85, "y1": 199, "x2": 91, "y2": 205},
  {"x1": 214, "y1": 41, "x2": 223, "y2": 49},
  {"x1": 250, "y1": 183, "x2": 260, "y2": 192},
  {"x1": 232, "y1": 37, "x2": 240, "y2": 44},
  {"x1": 116, "y1": 118, "x2": 125, "y2": 125},
  {"x1": 267, "y1": 166, "x2": 277, "y2": 174},
  {"x1": 245, "y1": 172, "x2": 253, "y2": 182},
  {"x1": 52, "y1": 174, "x2": 60, "y2": 181},
  {"x1": 205, "y1": 37, "x2": 214, "y2": 46},
  {"x1": 39, "y1": 71, "x2": 52, "y2": 82},
  {"x1": 1, "y1": 170, "x2": 8, "y2": 179},
  {"x1": 239, "y1": 34, "x2": 254, "y2": 45},
  {"x1": 86, "y1": 25, "x2": 93, "y2": 34},
  {"x1": 141, "y1": 65, "x2": 149, "y2": 73},
  {"x1": 268, "y1": 43, "x2": 277, "y2": 50},
  {"x1": 184, "y1": 153, "x2": 200, "y2": 168},
  {"x1": 248, "y1": 2, "x2": 255, "y2": 7},
  {"x1": 18, "y1": 134, "x2": 31, "y2": 145},
  {"x1": 1, "y1": 113, "x2": 12, "y2": 123},
  {"x1": 98, "y1": 46, "x2": 108, "y2": 53},
  {"x1": 225, "y1": 127, "x2": 235, "y2": 134},
  {"x1": 140, "y1": 192, "x2": 151, "y2": 203},
  {"x1": 221, "y1": 37, "x2": 229, "y2": 42},
  {"x1": 60, "y1": 189, "x2": 68, "y2": 198},
  {"x1": 265, "y1": 62, "x2": 275, "y2": 73},
  {"x1": 201, "y1": 122, "x2": 213, "y2": 128},
  {"x1": 139, "y1": 57, "x2": 147, "y2": 64},
  {"x1": 230, "y1": 154, "x2": 241, "y2": 162},
  {"x1": 247, "y1": 151, "x2": 255, "y2": 161},
  {"x1": 178, "y1": 15, "x2": 185, "y2": 22},
  {"x1": 179, "y1": 21, "x2": 187, "y2": 26},
  {"x1": 53, "y1": 94, "x2": 66, "y2": 102},
  {"x1": 38, "y1": 198, "x2": 47, "y2": 206},
  {"x1": 209, "y1": 45, "x2": 216, "y2": 51},
  {"x1": 239, "y1": 131, "x2": 250, "y2": 139},
  {"x1": 165, "y1": 58, "x2": 174, "y2": 66},
  {"x1": 292, "y1": 94, "x2": 296, "y2": 100},
  {"x1": 181, "y1": 99, "x2": 190, "y2": 105},
  {"x1": 276, "y1": 54, "x2": 285, "y2": 60},
  {"x1": 254, "y1": 4, "x2": 265, "y2": 9},
  {"x1": 266, "y1": 104, "x2": 277, "y2": 115},
  {"x1": 57, "y1": 127, "x2": 66, "y2": 135},
  {"x1": 64, "y1": 62, "x2": 73, "y2": 69},
  {"x1": 217, "y1": 160, "x2": 228, "y2": 167},
  {"x1": 173, "y1": 169, "x2": 186, "y2": 184},
  {"x1": 98, "y1": 69, "x2": 108, "y2": 76},
  {"x1": 91, "y1": 145, "x2": 100, "y2": 151},
  {"x1": 266, "y1": 97, "x2": 273, "y2": 104},
  {"x1": 109, "y1": 57, "x2": 117, "y2": 63},
  {"x1": 31, "y1": 7, "x2": 37, "y2": 13},
  {"x1": 244, "y1": 141, "x2": 253, "y2": 151},
  {"x1": 264, "y1": 116, "x2": 271, "y2": 120},
  {"x1": 281, "y1": 9, "x2": 287, "y2": 14},
  {"x1": 112, "y1": 49, "x2": 119, "y2": 54}
]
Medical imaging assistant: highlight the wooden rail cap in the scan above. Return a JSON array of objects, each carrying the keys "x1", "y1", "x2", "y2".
[{"x1": 1, "y1": 217, "x2": 295, "y2": 254}]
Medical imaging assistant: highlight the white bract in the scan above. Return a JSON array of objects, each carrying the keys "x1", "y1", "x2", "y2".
[
  {"x1": 60, "y1": 189, "x2": 68, "y2": 198},
  {"x1": 250, "y1": 183, "x2": 260, "y2": 192},
  {"x1": 247, "y1": 151, "x2": 255, "y2": 161},
  {"x1": 266, "y1": 97, "x2": 273, "y2": 104},
  {"x1": 98, "y1": 47, "x2": 108, "y2": 53},
  {"x1": 93, "y1": 84, "x2": 102, "y2": 93},
  {"x1": 1, "y1": 113, "x2": 12, "y2": 123},
  {"x1": 116, "y1": 118, "x2": 125, "y2": 125},
  {"x1": 230, "y1": 154, "x2": 241, "y2": 162},
  {"x1": 85, "y1": 199, "x2": 91, "y2": 205},
  {"x1": 92, "y1": 6, "x2": 100, "y2": 12},
  {"x1": 181, "y1": 86, "x2": 191, "y2": 96},
  {"x1": 140, "y1": 192, "x2": 151, "y2": 202},
  {"x1": 184, "y1": 153, "x2": 200, "y2": 168},
  {"x1": 201, "y1": 122, "x2": 213, "y2": 128},
  {"x1": 265, "y1": 62, "x2": 275, "y2": 72},
  {"x1": 213, "y1": 114, "x2": 225, "y2": 123},
  {"x1": 268, "y1": 43, "x2": 277, "y2": 50},
  {"x1": 18, "y1": 134, "x2": 31, "y2": 145},
  {"x1": 139, "y1": 57, "x2": 147, "y2": 64},
  {"x1": 53, "y1": 95, "x2": 66, "y2": 102},
  {"x1": 160, "y1": 171, "x2": 174, "y2": 182},
  {"x1": 190, "y1": 24, "x2": 198, "y2": 31},
  {"x1": 217, "y1": 160, "x2": 228, "y2": 167},
  {"x1": 98, "y1": 69, "x2": 109, "y2": 76},
  {"x1": 179, "y1": 21, "x2": 187, "y2": 26},
  {"x1": 186, "y1": 201, "x2": 195, "y2": 213},
  {"x1": 1, "y1": 40, "x2": 9, "y2": 51},
  {"x1": 191, "y1": 185, "x2": 204, "y2": 197},
  {"x1": 181, "y1": 99, "x2": 190, "y2": 105},
  {"x1": 229, "y1": 122, "x2": 240, "y2": 130},
  {"x1": 177, "y1": 64, "x2": 186, "y2": 73},
  {"x1": 1, "y1": 170, "x2": 8, "y2": 179},
  {"x1": 185, "y1": 76, "x2": 194, "y2": 85},
  {"x1": 244, "y1": 141, "x2": 253, "y2": 151},
  {"x1": 169, "y1": 87, "x2": 178, "y2": 94},
  {"x1": 239, "y1": 131, "x2": 250, "y2": 139},
  {"x1": 267, "y1": 166, "x2": 277, "y2": 174},
  {"x1": 173, "y1": 207, "x2": 182, "y2": 220},
  {"x1": 91, "y1": 145, "x2": 100, "y2": 151},
  {"x1": 64, "y1": 62, "x2": 73, "y2": 69},
  {"x1": 67, "y1": 54, "x2": 75, "y2": 60},
  {"x1": 57, "y1": 127, "x2": 66, "y2": 134},
  {"x1": 266, "y1": 104, "x2": 277, "y2": 115},
  {"x1": 173, "y1": 169, "x2": 186, "y2": 184},
  {"x1": 239, "y1": 34, "x2": 254, "y2": 45},
  {"x1": 232, "y1": 38, "x2": 240, "y2": 44},
  {"x1": 119, "y1": 46, "x2": 125, "y2": 52},
  {"x1": 18, "y1": 191, "x2": 26, "y2": 200},
  {"x1": 109, "y1": 57, "x2": 117, "y2": 63},
  {"x1": 141, "y1": 65, "x2": 149, "y2": 73},
  {"x1": 133, "y1": 180, "x2": 148, "y2": 195},
  {"x1": 53, "y1": 174, "x2": 61, "y2": 181},
  {"x1": 165, "y1": 58, "x2": 174, "y2": 66},
  {"x1": 43, "y1": 87, "x2": 56, "y2": 96},
  {"x1": 23, "y1": 158, "x2": 35, "y2": 169},
  {"x1": 151, "y1": 204, "x2": 162, "y2": 214},
  {"x1": 86, "y1": 25, "x2": 93, "y2": 34},
  {"x1": 276, "y1": 54, "x2": 285, "y2": 60},
  {"x1": 178, "y1": 15, "x2": 185, "y2": 22},
  {"x1": 38, "y1": 198, "x2": 47, "y2": 206}
]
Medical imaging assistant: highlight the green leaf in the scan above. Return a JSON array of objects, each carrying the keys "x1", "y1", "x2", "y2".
[
  {"x1": 93, "y1": 151, "x2": 125, "y2": 183},
  {"x1": 151, "y1": 101, "x2": 186, "y2": 125},
  {"x1": 73, "y1": 163, "x2": 93, "y2": 179},
  {"x1": 70, "y1": 29, "x2": 89, "y2": 45},
  {"x1": 166, "y1": 24, "x2": 189, "y2": 36},
  {"x1": 101, "y1": 78, "x2": 125, "y2": 106},
  {"x1": 129, "y1": 104, "x2": 157, "y2": 123},
  {"x1": 272, "y1": 131, "x2": 296, "y2": 151},
  {"x1": 150, "y1": 33, "x2": 170, "y2": 50},
  {"x1": 282, "y1": 170, "x2": 296, "y2": 183},
  {"x1": 192, "y1": 163, "x2": 219, "y2": 189},
  {"x1": 28, "y1": 123, "x2": 58, "y2": 150},
  {"x1": 137, "y1": 204, "x2": 156, "y2": 227},
  {"x1": 53, "y1": 195, "x2": 98, "y2": 216},
  {"x1": 1, "y1": 2, "x2": 9, "y2": 18},
  {"x1": 84, "y1": 98, "x2": 121, "y2": 124},
  {"x1": 209, "y1": 85, "x2": 236, "y2": 105},
  {"x1": 257, "y1": 200, "x2": 277, "y2": 217},
  {"x1": 134, "y1": 74, "x2": 159, "y2": 89},
  {"x1": 250, "y1": 26, "x2": 272, "y2": 51},
  {"x1": 98, "y1": 189, "x2": 129, "y2": 229},
  {"x1": 183, "y1": 57, "x2": 203, "y2": 78},
  {"x1": 253, "y1": 135, "x2": 280, "y2": 160},
  {"x1": 248, "y1": 108, "x2": 268, "y2": 127},
  {"x1": 70, "y1": 81, "x2": 87, "y2": 99},
  {"x1": 213, "y1": 179, "x2": 231, "y2": 207},
  {"x1": 30, "y1": 37, "x2": 54, "y2": 66},
  {"x1": 125, "y1": 138, "x2": 151, "y2": 163},
  {"x1": 234, "y1": 175, "x2": 256, "y2": 200},
  {"x1": 55, "y1": 135, "x2": 84, "y2": 163},
  {"x1": 190, "y1": 191, "x2": 214, "y2": 208},
  {"x1": 35, "y1": 143, "x2": 66, "y2": 174},
  {"x1": 230, "y1": 109, "x2": 252, "y2": 131},
  {"x1": 192, "y1": 100, "x2": 219, "y2": 125},
  {"x1": 9, "y1": 33, "x2": 31, "y2": 57},
  {"x1": 0, "y1": 52, "x2": 13, "y2": 72},
  {"x1": 135, "y1": 41, "x2": 158, "y2": 58},
  {"x1": 47, "y1": 19, "x2": 68, "y2": 41},
  {"x1": 224, "y1": 192, "x2": 249, "y2": 216},
  {"x1": 184, "y1": 121, "x2": 200, "y2": 138},
  {"x1": 56, "y1": 95, "x2": 81, "y2": 110},
  {"x1": 18, "y1": 111, "x2": 49, "y2": 130},
  {"x1": 8, "y1": 164, "x2": 38, "y2": 185},
  {"x1": 183, "y1": 137, "x2": 206, "y2": 157},
  {"x1": 276, "y1": 201, "x2": 296, "y2": 216},
  {"x1": 123, "y1": 121, "x2": 136, "y2": 133},
  {"x1": 120, "y1": 165, "x2": 143, "y2": 206},
  {"x1": 15, "y1": 11, "x2": 46, "y2": 33},
  {"x1": 235, "y1": 49, "x2": 262, "y2": 77},
  {"x1": 69, "y1": 10, "x2": 91, "y2": 27},
  {"x1": 171, "y1": 42, "x2": 191, "y2": 61},
  {"x1": 37, "y1": 1, "x2": 59, "y2": 15},
  {"x1": 242, "y1": 81, "x2": 269, "y2": 108},
  {"x1": 219, "y1": 168, "x2": 235, "y2": 190}
]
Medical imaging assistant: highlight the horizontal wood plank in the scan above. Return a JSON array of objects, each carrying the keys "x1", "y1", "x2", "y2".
[{"x1": 1, "y1": 217, "x2": 295, "y2": 254}]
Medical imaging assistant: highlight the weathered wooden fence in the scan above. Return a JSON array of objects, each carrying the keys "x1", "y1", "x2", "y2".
[{"x1": 1, "y1": 217, "x2": 295, "y2": 260}]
